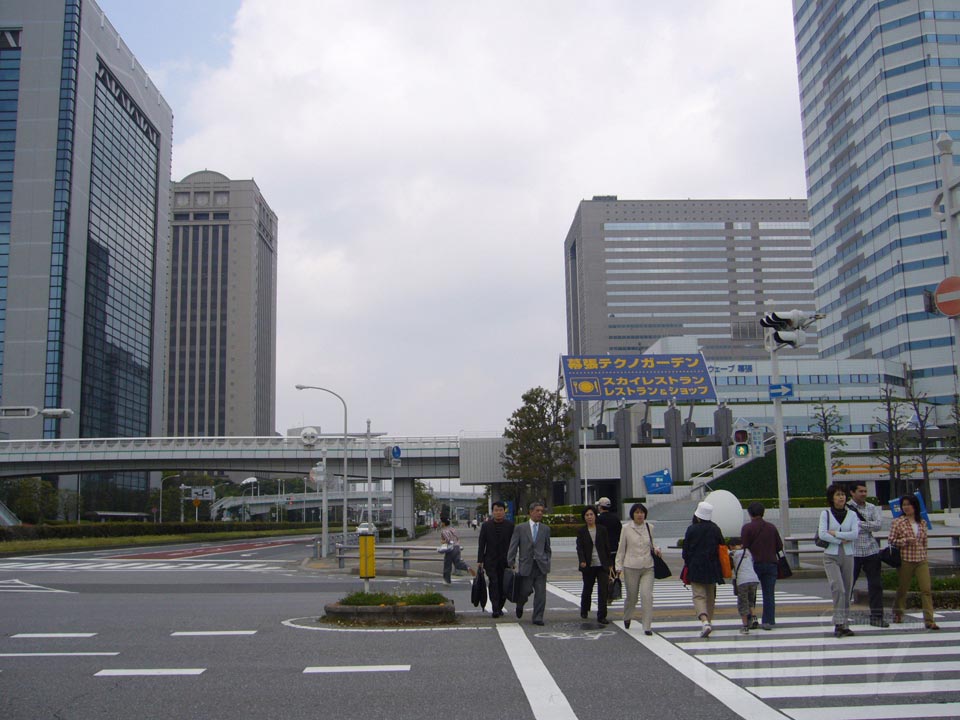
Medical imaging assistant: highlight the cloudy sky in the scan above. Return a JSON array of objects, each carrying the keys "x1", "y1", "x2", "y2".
[{"x1": 98, "y1": 0, "x2": 808, "y2": 440}]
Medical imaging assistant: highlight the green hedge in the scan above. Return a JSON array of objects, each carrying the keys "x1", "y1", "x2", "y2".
[
  {"x1": 552, "y1": 504, "x2": 589, "y2": 515},
  {"x1": 0, "y1": 521, "x2": 324, "y2": 542},
  {"x1": 737, "y1": 496, "x2": 882, "y2": 509},
  {"x1": 708, "y1": 438, "x2": 827, "y2": 498}
]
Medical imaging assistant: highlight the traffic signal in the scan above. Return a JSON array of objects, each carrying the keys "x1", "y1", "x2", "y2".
[
  {"x1": 733, "y1": 429, "x2": 750, "y2": 457},
  {"x1": 760, "y1": 309, "x2": 809, "y2": 348}
]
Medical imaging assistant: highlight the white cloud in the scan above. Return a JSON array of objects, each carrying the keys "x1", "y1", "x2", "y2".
[{"x1": 169, "y1": 0, "x2": 807, "y2": 437}]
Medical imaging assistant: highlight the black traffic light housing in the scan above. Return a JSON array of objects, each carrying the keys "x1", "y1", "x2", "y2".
[{"x1": 733, "y1": 429, "x2": 750, "y2": 458}]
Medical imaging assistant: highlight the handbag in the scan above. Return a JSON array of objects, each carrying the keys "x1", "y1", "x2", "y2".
[
  {"x1": 680, "y1": 565, "x2": 690, "y2": 586},
  {"x1": 471, "y1": 570, "x2": 488, "y2": 609},
  {"x1": 609, "y1": 576, "x2": 623, "y2": 600},
  {"x1": 437, "y1": 543, "x2": 451, "y2": 553},
  {"x1": 813, "y1": 510, "x2": 830, "y2": 548},
  {"x1": 503, "y1": 567, "x2": 518, "y2": 603},
  {"x1": 879, "y1": 544, "x2": 901, "y2": 568},
  {"x1": 776, "y1": 551, "x2": 793, "y2": 579},
  {"x1": 646, "y1": 525, "x2": 671, "y2": 579},
  {"x1": 717, "y1": 543, "x2": 732, "y2": 579}
]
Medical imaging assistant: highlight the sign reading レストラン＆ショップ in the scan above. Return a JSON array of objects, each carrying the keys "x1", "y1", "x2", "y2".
[{"x1": 561, "y1": 353, "x2": 717, "y2": 402}]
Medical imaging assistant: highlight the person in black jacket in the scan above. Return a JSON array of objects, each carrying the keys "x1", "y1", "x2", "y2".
[
  {"x1": 576, "y1": 506, "x2": 612, "y2": 625},
  {"x1": 477, "y1": 501, "x2": 515, "y2": 618},
  {"x1": 682, "y1": 501, "x2": 724, "y2": 638},
  {"x1": 595, "y1": 497, "x2": 622, "y2": 567}
]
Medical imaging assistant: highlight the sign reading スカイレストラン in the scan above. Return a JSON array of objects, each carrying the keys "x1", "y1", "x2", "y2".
[{"x1": 561, "y1": 354, "x2": 717, "y2": 402}]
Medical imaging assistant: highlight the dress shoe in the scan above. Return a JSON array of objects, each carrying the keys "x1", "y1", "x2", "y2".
[
  {"x1": 491, "y1": 611, "x2": 502, "y2": 618},
  {"x1": 869, "y1": 617, "x2": 890, "y2": 628},
  {"x1": 644, "y1": 630, "x2": 653, "y2": 636},
  {"x1": 515, "y1": 604, "x2": 524, "y2": 619},
  {"x1": 925, "y1": 621, "x2": 941, "y2": 631},
  {"x1": 598, "y1": 617, "x2": 610, "y2": 625},
  {"x1": 580, "y1": 610, "x2": 588, "y2": 619},
  {"x1": 833, "y1": 625, "x2": 854, "y2": 638},
  {"x1": 623, "y1": 620, "x2": 631, "y2": 629},
  {"x1": 533, "y1": 620, "x2": 544, "y2": 626},
  {"x1": 760, "y1": 623, "x2": 773, "y2": 631}
]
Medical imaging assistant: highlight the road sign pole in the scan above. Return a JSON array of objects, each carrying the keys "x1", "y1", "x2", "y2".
[{"x1": 768, "y1": 331, "x2": 792, "y2": 542}]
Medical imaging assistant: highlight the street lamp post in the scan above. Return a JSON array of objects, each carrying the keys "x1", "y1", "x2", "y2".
[
  {"x1": 158, "y1": 473, "x2": 181, "y2": 523},
  {"x1": 296, "y1": 385, "x2": 349, "y2": 540}
]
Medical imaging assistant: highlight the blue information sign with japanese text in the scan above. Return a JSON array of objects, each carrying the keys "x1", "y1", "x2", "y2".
[{"x1": 561, "y1": 354, "x2": 717, "y2": 402}]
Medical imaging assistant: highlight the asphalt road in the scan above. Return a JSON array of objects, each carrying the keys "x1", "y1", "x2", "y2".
[{"x1": 2, "y1": 534, "x2": 959, "y2": 719}]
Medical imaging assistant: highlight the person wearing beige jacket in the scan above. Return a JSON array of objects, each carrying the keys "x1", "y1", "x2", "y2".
[{"x1": 615, "y1": 502, "x2": 662, "y2": 635}]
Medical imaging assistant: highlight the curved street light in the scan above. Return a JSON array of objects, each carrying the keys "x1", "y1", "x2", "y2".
[
  {"x1": 158, "y1": 474, "x2": 180, "y2": 524},
  {"x1": 295, "y1": 385, "x2": 349, "y2": 541}
]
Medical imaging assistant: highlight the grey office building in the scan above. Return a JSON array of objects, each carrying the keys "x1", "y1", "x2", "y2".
[
  {"x1": 793, "y1": 1, "x2": 960, "y2": 412},
  {"x1": 0, "y1": 1, "x2": 172, "y2": 507},
  {"x1": 165, "y1": 171, "x2": 277, "y2": 439},
  {"x1": 564, "y1": 197, "x2": 817, "y2": 361}
]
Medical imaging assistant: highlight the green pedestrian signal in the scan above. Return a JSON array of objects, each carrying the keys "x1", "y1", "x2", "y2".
[
  {"x1": 733, "y1": 429, "x2": 750, "y2": 458},
  {"x1": 734, "y1": 443, "x2": 750, "y2": 457}
]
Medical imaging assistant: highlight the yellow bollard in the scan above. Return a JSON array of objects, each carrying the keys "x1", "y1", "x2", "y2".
[{"x1": 359, "y1": 533, "x2": 376, "y2": 580}]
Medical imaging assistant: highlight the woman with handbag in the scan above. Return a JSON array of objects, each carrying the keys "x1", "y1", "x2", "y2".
[
  {"x1": 615, "y1": 502, "x2": 662, "y2": 635},
  {"x1": 818, "y1": 483, "x2": 860, "y2": 637},
  {"x1": 888, "y1": 494, "x2": 939, "y2": 630},
  {"x1": 575, "y1": 506, "x2": 612, "y2": 625},
  {"x1": 682, "y1": 501, "x2": 724, "y2": 638}
]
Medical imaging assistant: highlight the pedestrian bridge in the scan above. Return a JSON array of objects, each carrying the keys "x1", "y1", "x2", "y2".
[{"x1": 0, "y1": 435, "x2": 462, "y2": 481}]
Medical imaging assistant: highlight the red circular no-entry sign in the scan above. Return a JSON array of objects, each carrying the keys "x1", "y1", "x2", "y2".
[{"x1": 935, "y1": 276, "x2": 960, "y2": 317}]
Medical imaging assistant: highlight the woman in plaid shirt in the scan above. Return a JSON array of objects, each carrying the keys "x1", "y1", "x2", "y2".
[{"x1": 888, "y1": 494, "x2": 939, "y2": 630}]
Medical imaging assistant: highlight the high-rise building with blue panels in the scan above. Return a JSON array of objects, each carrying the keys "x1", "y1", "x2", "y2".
[
  {"x1": 0, "y1": 1, "x2": 172, "y2": 509},
  {"x1": 792, "y1": 1, "x2": 960, "y2": 416}
]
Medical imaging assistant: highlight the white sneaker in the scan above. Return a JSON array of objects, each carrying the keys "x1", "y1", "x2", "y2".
[{"x1": 700, "y1": 623, "x2": 712, "y2": 638}]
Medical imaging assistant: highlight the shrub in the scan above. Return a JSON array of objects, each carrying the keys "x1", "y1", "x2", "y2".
[{"x1": 339, "y1": 591, "x2": 448, "y2": 606}]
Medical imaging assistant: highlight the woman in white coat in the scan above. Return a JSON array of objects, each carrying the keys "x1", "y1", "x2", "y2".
[
  {"x1": 615, "y1": 502, "x2": 663, "y2": 635},
  {"x1": 818, "y1": 483, "x2": 860, "y2": 637}
]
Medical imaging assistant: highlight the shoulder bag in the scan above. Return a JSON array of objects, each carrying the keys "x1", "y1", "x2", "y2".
[
  {"x1": 647, "y1": 524, "x2": 672, "y2": 579},
  {"x1": 813, "y1": 510, "x2": 830, "y2": 548}
]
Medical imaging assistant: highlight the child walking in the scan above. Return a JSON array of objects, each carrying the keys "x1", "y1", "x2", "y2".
[{"x1": 730, "y1": 538, "x2": 760, "y2": 634}]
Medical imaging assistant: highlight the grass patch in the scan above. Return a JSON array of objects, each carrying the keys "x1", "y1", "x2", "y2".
[
  {"x1": 0, "y1": 527, "x2": 321, "y2": 555},
  {"x1": 339, "y1": 591, "x2": 448, "y2": 606},
  {"x1": 881, "y1": 571, "x2": 960, "y2": 591}
]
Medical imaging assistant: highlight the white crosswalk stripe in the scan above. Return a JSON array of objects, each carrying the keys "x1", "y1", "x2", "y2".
[
  {"x1": 549, "y1": 578, "x2": 825, "y2": 609},
  {"x1": 641, "y1": 611, "x2": 960, "y2": 720},
  {"x1": 0, "y1": 560, "x2": 285, "y2": 573}
]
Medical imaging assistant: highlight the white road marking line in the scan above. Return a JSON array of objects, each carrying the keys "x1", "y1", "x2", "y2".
[
  {"x1": 497, "y1": 624, "x2": 578, "y2": 720},
  {"x1": 699, "y1": 645, "x2": 960, "y2": 664},
  {"x1": 95, "y1": 668, "x2": 205, "y2": 677},
  {"x1": 659, "y1": 620, "x2": 960, "y2": 639},
  {"x1": 679, "y1": 630, "x2": 960, "y2": 651},
  {"x1": 618, "y1": 622, "x2": 787, "y2": 720},
  {"x1": 779, "y1": 703, "x2": 960, "y2": 720},
  {"x1": 751, "y1": 678, "x2": 960, "y2": 699},
  {"x1": 721, "y1": 659, "x2": 960, "y2": 679},
  {"x1": 12, "y1": 633, "x2": 96, "y2": 638},
  {"x1": 303, "y1": 665, "x2": 410, "y2": 673},
  {"x1": 0, "y1": 652, "x2": 119, "y2": 657},
  {"x1": 170, "y1": 631, "x2": 257, "y2": 636}
]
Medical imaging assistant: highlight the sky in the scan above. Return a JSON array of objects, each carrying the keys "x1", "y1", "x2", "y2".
[{"x1": 96, "y1": 0, "x2": 809, "y2": 442}]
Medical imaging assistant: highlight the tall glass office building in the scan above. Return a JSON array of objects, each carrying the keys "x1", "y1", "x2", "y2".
[
  {"x1": 793, "y1": 1, "x2": 960, "y2": 414},
  {"x1": 0, "y1": 1, "x2": 172, "y2": 509}
]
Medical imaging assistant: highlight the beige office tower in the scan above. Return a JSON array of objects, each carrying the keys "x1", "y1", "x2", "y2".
[{"x1": 165, "y1": 171, "x2": 277, "y2": 439}]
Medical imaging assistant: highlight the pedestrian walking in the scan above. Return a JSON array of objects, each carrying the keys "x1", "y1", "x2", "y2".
[
  {"x1": 728, "y1": 538, "x2": 760, "y2": 634},
  {"x1": 576, "y1": 506, "x2": 612, "y2": 624},
  {"x1": 818, "y1": 483, "x2": 859, "y2": 637},
  {"x1": 888, "y1": 494, "x2": 939, "y2": 630},
  {"x1": 596, "y1": 497, "x2": 622, "y2": 567},
  {"x1": 739, "y1": 501, "x2": 783, "y2": 630},
  {"x1": 848, "y1": 481, "x2": 889, "y2": 627},
  {"x1": 507, "y1": 501, "x2": 552, "y2": 626},
  {"x1": 682, "y1": 501, "x2": 724, "y2": 638},
  {"x1": 477, "y1": 501, "x2": 515, "y2": 618},
  {"x1": 615, "y1": 502, "x2": 662, "y2": 635},
  {"x1": 439, "y1": 518, "x2": 475, "y2": 584}
]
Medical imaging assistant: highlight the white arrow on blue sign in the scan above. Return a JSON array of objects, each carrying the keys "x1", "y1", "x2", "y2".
[
  {"x1": 391, "y1": 445, "x2": 402, "y2": 459},
  {"x1": 768, "y1": 383, "x2": 794, "y2": 399}
]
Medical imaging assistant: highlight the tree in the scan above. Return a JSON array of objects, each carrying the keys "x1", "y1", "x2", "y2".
[
  {"x1": 874, "y1": 385, "x2": 918, "y2": 500},
  {"x1": 903, "y1": 375, "x2": 937, "y2": 508},
  {"x1": 0, "y1": 477, "x2": 59, "y2": 524},
  {"x1": 413, "y1": 480, "x2": 436, "y2": 515},
  {"x1": 808, "y1": 402, "x2": 848, "y2": 479},
  {"x1": 500, "y1": 386, "x2": 575, "y2": 511}
]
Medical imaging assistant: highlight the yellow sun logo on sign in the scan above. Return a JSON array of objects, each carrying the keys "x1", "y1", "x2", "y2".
[{"x1": 576, "y1": 380, "x2": 598, "y2": 393}]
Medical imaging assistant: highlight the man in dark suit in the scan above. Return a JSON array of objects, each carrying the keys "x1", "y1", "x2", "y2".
[
  {"x1": 477, "y1": 500, "x2": 515, "y2": 618},
  {"x1": 507, "y1": 500, "x2": 552, "y2": 626},
  {"x1": 595, "y1": 497, "x2": 622, "y2": 567}
]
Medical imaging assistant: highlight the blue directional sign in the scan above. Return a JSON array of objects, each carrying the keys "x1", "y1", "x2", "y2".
[{"x1": 768, "y1": 383, "x2": 794, "y2": 399}]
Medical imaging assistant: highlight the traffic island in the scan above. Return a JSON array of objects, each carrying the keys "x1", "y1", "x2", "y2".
[{"x1": 322, "y1": 591, "x2": 456, "y2": 626}]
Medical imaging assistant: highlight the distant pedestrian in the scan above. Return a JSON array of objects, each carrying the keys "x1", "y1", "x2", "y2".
[
  {"x1": 682, "y1": 501, "x2": 724, "y2": 638},
  {"x1": 477, "y1": 501, "x2": 515, "y2": 618},
  {"x1": 739, "y1": 501, "x2": 783, "y2": 630},
  {"x1": 596, "y1": 497, "x2": 622, "y2": 567},
  {"x1": 888, "y1": 494, "x2": 939, "y2": 630},
  {"x1": 576, "y1": 506, "x2": 612, "y2": 625},
  {"x1": 615, "y1": 502, "x2": 662, "y2": 634},
  {"x1": 471, "y1": 517, "x2": 479, "y2": 531},
  {"x1": 728, "y1": 538, "x2": 759, "y2": 634},
  {"x1": 507, "y1": 501, "x2": 552, "y2": 626},
  {"x1": 847, "y1": 481, "x2": 888, "y2": 627},
  {"x1": 439, "y1": 518, "x2": 475, "y2": 584},
  {"x1": 818, "y1": 483, "x2": 859, "y2": 637}
]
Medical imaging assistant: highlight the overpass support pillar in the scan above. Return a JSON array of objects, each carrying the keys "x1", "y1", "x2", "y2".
[{"x1": 393, "y1": 476, "x2": 416, "y2": 538}]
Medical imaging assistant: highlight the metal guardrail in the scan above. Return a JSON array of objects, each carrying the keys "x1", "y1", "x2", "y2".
[
  {"x1": 333, "y1": 543, "x2": 447, "y2": 570},
  {"x1": 782, "y1": 532, "x2": 960, "y2": 568}
]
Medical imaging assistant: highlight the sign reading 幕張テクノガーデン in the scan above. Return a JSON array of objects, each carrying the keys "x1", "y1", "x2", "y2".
[{"x1": 561, "y1": 354, "x2": 717, "y2": 402}]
